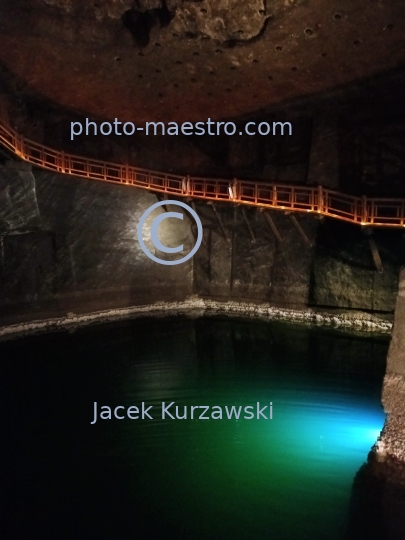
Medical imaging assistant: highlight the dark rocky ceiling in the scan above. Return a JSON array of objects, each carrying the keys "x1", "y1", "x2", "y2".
[{"x1": 0, "y1": 0, "x2": 405, "y2": 123}]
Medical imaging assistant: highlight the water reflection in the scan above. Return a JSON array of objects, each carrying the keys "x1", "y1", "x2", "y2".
[{"x1": 0, "y1": 317, "x2": 390, "y2": 539}]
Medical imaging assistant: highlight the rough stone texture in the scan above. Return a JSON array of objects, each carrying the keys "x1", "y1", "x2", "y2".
[
  {"x1": 1, "y1": 0, "x2": 404, "y2": 124},
  {"x1": 312, "y1": 221, "x2": 402, "y2": 312},
  {"x1": 0, "y1": 164, "x2": 194, "y2": 311},
  {"x1": 0, "y1": 162, "x2": 401, "y2": 321},
  {"x1": 374, "y1": 268, "x2": 405, "y2": 463},
  {"x1": 312, "y1": 256, "x2": 399, "y2": 311},
  {"x1": 0, "y1": 162, "x2": 42, "y2": 233},
  {"x1": 192, "y1": 204, "x2": 318, "y2": 304},
  {"x1": 385, "y1": 267, "x2": 405, "y2": 376},
  {"x1": 1, "y1": 231, "x2": 55, "y2": 305},
  {"x1": 169, "y1": 0, "x2": 269, "y2": 43},
  {"x1": 377, "y1": 373, "x2": 405, "y2": 461}
]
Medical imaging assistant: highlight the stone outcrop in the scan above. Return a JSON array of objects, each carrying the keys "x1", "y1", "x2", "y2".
[
  {"x1": 351, "y1": 294, "x2": 405, "y2": 538},
  {"x1": 375, "y1": 267, "x2": 405, "y2": 463},
  {"x1": 168, "y1": 0, "x2": 269, "y2": 43}
]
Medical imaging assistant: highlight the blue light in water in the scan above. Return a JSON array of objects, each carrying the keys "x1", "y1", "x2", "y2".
[
  {"x1": 271, "y1": 395, "x2": 386, "y2": 465},
  {"x1": 349, "y1": 406, "x2": 386, "y2": 442},
  {"x1": 356, "y1": 427, "x2": 383, "y2": 445}
]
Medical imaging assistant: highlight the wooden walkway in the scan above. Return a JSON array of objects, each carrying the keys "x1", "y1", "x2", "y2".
[{"x1": 1, "y1": 119, "x2": 405, "y2": 228}]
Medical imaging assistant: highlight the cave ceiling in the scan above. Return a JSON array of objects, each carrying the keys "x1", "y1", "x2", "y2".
[{"x1": 0, "y1": 0, "x2": 404, "y2": 123}]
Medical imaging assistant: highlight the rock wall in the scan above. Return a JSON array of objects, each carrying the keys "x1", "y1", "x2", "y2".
[
  {"x1": 355, "y1": 268, "x2": 405, "y2": 539},
  {"x1": 375, "y1": 267, "x2": 405, "y2": 463},
  {"x1": 0, "y1": 164, "x2": 194, "y2": 319},
  {"x1": 0, "y1": 162, "x2": 402, "y2": 324},
  {"x1": 193, "y1": 203, "x2": 317, "y2": 304},
  {"x1": 312, "y1": 220, "x2": 402, "y2": 311}
]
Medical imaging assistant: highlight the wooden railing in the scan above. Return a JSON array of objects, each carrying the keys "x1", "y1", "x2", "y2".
[{"x1": 1, "y1": 119, "x2": 405, "y2": 228}]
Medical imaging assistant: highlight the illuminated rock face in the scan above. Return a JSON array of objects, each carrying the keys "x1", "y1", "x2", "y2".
[
  {"x1": 1, "y1": 0, "x2": 404, "y2": 123},
  {"x1": 168, "y1": 0, "x2": 269, "y2": 43},
  {"x1": 0, "y1": 162, "x2": 41, "y2": 233},
  {"x1": 384, "y1": 269, "x2": 405, "y2": 379},
  {"x1": 376, "y1": 268, "x2": 405, "y2": 463},
  {"x1": 0, "y1": 161, "x2": 402, "y2": 318},
  {"x1": 0, "y1": 165, "x2": 195, "y2": 310},
  {"x1": 40, "y1": 0, "x2": 286, "y2": 41}
]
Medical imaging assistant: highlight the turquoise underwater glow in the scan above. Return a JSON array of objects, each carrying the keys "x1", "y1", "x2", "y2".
[
  {"x1": 128, "y1": 380, "x2": 386, "y2": 539},
  {"x1": 0, "y1": 317, "x2": 388, "y2": 540}
]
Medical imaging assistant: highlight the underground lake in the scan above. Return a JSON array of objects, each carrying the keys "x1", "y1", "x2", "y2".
[{"x1": 0, "y1": 317, "x2": 389, "y2": 540}]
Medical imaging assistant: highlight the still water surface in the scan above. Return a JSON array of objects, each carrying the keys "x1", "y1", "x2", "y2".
[{"x1": 0, "y1": 317, "x2": 388, "y2": 539}]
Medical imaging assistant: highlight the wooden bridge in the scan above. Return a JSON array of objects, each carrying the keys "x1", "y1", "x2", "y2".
[{"x1": 1, "y1": 119, "x2": 405, "y2": 229}]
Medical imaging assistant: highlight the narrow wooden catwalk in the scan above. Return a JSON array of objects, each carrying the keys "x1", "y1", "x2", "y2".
[{"x1": 1, "y1": 119, "x2": 405, "y2": 228}]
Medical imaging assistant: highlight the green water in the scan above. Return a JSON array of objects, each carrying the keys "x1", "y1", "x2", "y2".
[{"x1": 0, "y1": 317, "x2": 388, "y2": 539}]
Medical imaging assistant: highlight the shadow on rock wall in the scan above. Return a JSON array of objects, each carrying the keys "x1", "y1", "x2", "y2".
[{"x1": 345, "y1": 455, "x2": 405, "y2": 540}]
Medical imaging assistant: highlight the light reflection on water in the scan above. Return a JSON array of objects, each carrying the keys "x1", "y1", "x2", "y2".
[{"x1": 0, "y1": 317, "x2": 388, "y2": 540}]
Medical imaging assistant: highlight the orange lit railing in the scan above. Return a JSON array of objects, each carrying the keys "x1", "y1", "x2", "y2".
[{"x1": 1, "y1": 120, "x2": 405, "y2": 228}]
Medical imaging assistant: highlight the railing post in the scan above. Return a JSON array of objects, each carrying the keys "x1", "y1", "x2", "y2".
[
  {"x1": 3, "y1": 122, "x2": 405, "y2": 230},
  {"x1": 361, "y1": 195, "x2": 367, "y2": 224},
  {"x1": 181, "y1": 175, "x2": 191, "y2": 195},
  {"x1": 15, "y1": 134, "x2": 20, "y2": 156},
  {"x1": 125, "y1": 163, "x2": 129, "y2": 184},
  {"x1": 19, "y1": 135, "x2": 25, "y2": 159},
  {"x1": 228, "y1": 178, "x2": 237, "y2": 201},
  {"x1": 317, "y1": 185, "x2": 323, "y2": 213},
  {"x1": 272, "y1": 185, "x2": 277, "y2": 206}
]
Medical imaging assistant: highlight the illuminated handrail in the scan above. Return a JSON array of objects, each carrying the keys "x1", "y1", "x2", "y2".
[{"x1": 1, "y1": 119, "x2": 405, "y2": 227}]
